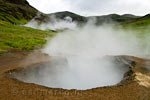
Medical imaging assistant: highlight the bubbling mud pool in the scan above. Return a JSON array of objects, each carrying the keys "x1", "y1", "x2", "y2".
[{"x1": 9, "y1": 56, "x2": 130, "y2": 90}]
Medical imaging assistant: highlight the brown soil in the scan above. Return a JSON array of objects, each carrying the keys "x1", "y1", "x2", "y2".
[{"x1": 0, "y1": 51, "x2": 150, "y2": 100}]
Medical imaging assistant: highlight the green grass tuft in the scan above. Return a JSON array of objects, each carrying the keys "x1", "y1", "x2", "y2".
[{"x1": 0, "y1": 21, "x2": 56, "y2": 52}]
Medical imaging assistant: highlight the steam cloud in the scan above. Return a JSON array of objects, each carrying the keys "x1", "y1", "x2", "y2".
[
  {"x1": 25, "y1": 15, "x2": 77, "y2": 30},
  {"x1": 14, "y1": 17, "x2": 150, "y2": 90}
]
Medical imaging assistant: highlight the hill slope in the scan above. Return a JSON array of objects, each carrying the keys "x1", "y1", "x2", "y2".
[
  {"x1": 0, "y1": 0, "x2": 55, "y2": 53},
  {"x1": 33, "y1": 11, "x2": 149, "y2": 26},
  {"x1": 122, "y1": 14, "x2": 150, "y2": 27},
  {"x1": 0, "y1": 0, "x2": 38, "y2": 24}
]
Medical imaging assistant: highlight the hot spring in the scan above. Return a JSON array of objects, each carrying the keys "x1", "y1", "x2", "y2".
[
  {"x1": 10, "y1": 24, "x2": 143, "y2": 90},
  {"x1": 10, "y1": 56, "x2": 130, "y2": 90}
]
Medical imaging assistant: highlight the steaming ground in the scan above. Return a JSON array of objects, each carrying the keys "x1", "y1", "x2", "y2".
[
  {"x1": 43, "y1": 25, "x2": 144, "y2": 57},
  {"x1": 13, "y1": 56, "x2": 129, "y2": 90},
  {"x1": 25, "y1": 15, "x2": 77, "y2": 30},
  {"x1": 13, "y1": 15, "x2": 150, "y2": 90},
  {"x1": 12, "y1": 23, "x2": 149, "y2": 90}
]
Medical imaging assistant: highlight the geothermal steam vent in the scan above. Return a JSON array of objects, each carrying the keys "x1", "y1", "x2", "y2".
[
  {"x1": 11, "y1": 56, "x2": 129, "y2": 90},
  {"x1": 11, "y1": 26, "x2": 134, "y2": 90}
]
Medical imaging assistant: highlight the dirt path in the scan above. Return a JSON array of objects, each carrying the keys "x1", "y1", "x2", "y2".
[{"x1": 0, "y1": 51, "x2": 150, "y2": 100}]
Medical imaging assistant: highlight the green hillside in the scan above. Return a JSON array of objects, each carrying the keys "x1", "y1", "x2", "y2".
[
  {"x1": 0, "y1": 0, "x2": 55, "y2": 54},
  {"x1": 122, "y1": 14, "x2": 150, "y2": 28},
  {"x1": 0, "y1": 20, "x2": 55, "y2": 54},
  {"x1": 122, "y1": 14, "x2": 150, "y2": 37},
  {"x1": 0, "y1": 0, "x2": 37, "y2": 24}
]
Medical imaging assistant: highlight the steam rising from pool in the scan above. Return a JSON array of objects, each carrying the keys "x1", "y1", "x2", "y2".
[
  {"x1": 13, "y1": 21, "x2": 149, "y2": 90},
  {"x1": 13, "y1": 56, "x2": 129, "y2": 90}
]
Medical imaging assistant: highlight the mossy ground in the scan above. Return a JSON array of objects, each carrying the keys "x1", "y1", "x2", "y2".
[{"x1": 0, "y1": 21, "x2": 56, "y2": 53}]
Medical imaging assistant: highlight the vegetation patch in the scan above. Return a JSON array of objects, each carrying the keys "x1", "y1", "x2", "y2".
[
  {"x1": 0, "y1": 0, "x2": 37, "y2": 24},
  {"x1": 0, "y1": 21, "x2": 56, "y2": 52}
]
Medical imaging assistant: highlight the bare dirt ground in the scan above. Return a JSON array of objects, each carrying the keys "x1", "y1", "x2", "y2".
[{"x1": 0, "y1": 50, "x2": 150, "y2": 100}]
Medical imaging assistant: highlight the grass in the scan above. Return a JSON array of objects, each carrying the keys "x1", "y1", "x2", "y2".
[
  {"x1": 122, "y1": 18, "x2": 150, "y2": 38},
  {"x1": 120, "y1": 18, "x2": 150, "y2": 53},
  {"x1": 0, "y1": 21, "x2": 56, "y2": 53},
  {"x1": 0, "y1": 0, "x2": 53, "y2": 54},
  {"x1": 0, "y1": 0, "x2": 37, "y2": 24},
  {"x1": 0, "y1": 49, "x2": 8, "y2": 54}
]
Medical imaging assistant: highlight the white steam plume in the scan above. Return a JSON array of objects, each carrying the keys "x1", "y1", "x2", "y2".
[
  {"x1": 43, "y1": 24, "x2": 144, "y2": 57},
  {"x1": 14, "y1": 20, "x2": 150, "y2": 90},
  {"x1": 25, "y1": 15, "x2": 77, "y2": 31}
]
